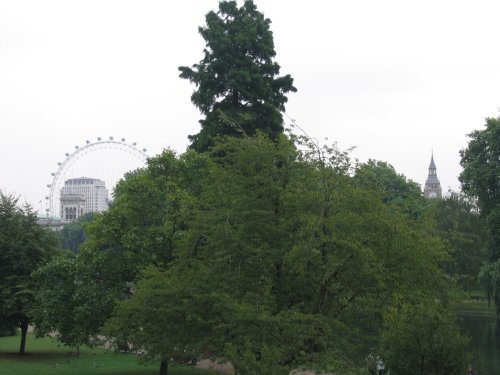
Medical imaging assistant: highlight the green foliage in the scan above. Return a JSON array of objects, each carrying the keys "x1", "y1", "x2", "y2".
[
  {"x1": 32, "y1": 250, "x2": 127, "y2": 348},
  {"x1": 85, "y1": 149, "x2": 210, "y2": 270},
  {"x1": 354, "y1": 159, "x2": 426, "y2": 219},
  {"x1": 105, "y1": 265, "x2": 215, "y2": 364},
  {"x1": 34, "y1": 133, "x2": 464, "y2": 373},
  {"x1": 459, "y1": 116, "x2": 500, "y2": 256},
  {"x1": 478, "y1": 259, "x2": 500, "y2": 314},
  {"x1": 33, "y1": 150, "x2": 211, "y2": 351},
  {"x1": 179, "y1": 0, "x2": 296, "y2": 152},
  {"x1": 432, "y1": 192, "x2": 490, "y2": 290},
  {"x1": 0, "y1": 191, "x2": 59, "y2": 354},
  {"x1": 460, "y1": 116, "x2": 500, "y2": 313},
  {"x1": 380, "y1": 301, "x2": 469, "y2": 375},
  {"x1": 58, "y1": 213, "x2": 97, "y2": 253},
  {"x1": 0, "y1": 321, "x2": 16, "y2": 337},
  {"x1": 104, "y1": 134, "x2": 456, "y2": 374}
]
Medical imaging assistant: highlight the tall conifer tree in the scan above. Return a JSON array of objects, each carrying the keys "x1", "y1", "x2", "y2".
[{"x1": 179, "y1": 0, "x2": 296, "y2": 152}]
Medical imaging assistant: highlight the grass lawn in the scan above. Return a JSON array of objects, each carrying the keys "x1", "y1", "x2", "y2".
[
  {"x1": 454, "y1": 300, "x2": 497, "y2": 315},
  {"x1": 0, "y1": 332, "x2": 217, "y2": 375},
  {"x1": 454, "y1": 292, "x2": 497, "y2": 315}
]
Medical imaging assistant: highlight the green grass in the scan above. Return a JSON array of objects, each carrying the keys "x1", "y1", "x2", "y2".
[
  {"x1": 0, "y1": 333, "x2": 217, "y2": 375},
  {"x1": 454, "y1": 295, "x2": 497, "y2": 315}
]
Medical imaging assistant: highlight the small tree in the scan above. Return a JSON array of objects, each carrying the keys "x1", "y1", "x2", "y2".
[
  {"x1": 380, "y1": 302, "x2": 469, "y2": 375},
  {"x1": 179, "y1": 0, "x2": 296, "y2": 152},
  {"x1": 0, "y1": 192, "x2": 59, "y2": 354},
  {"x1": 32, "y1": 250, "x2": 126, "y2": 349}
]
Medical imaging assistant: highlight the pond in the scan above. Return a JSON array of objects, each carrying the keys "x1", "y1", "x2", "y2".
[{"x1": 458, "y1": 313, "x2": 500, "y2": 375}]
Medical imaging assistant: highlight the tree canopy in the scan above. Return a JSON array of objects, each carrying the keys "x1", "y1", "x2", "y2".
[
  {"x1": 179, "y1": 0, "x2": 296, "y2": 152},
  {"x1": 0, "y1": 191, "x2": 59, "y2": 354},
  {"x1": 432, "y1": 192, "x2": 490, "y2": 291},
  {"x1": 32, "y1": 135, "x2": 469, "y2": 374},
  {"x1": 354, "y1": 159, "x2": 427, "y2": 219},
  {"x1": 102, "y1": 135, "x2": 462, "y2": 375},
  {"x1": 380, "y1": 302, "x2": 468, "y2": 375},
  {"x1": 459, "y1": 116, "x2": 500, "y2": 313},
  {"x1": 33, "y1": 150, "x2": 211, "y2": 351},
  {"x1": 459, "y1": 116, "x2": 500, "y2": 255},
  {"x1": 58, "y1": 212, "x2": 96, "y2": 253}
]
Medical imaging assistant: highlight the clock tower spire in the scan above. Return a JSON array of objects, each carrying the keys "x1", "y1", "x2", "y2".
[{"x1": 424, "y1": 153, "x2": 442, "y2": 198}]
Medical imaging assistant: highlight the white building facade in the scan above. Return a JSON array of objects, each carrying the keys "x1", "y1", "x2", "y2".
[{"x1": 60, "y1": 177, "x2": 109, "y2": 221}]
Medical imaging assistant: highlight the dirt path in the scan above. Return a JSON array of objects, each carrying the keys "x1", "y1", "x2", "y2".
[{"x1": 195, "y1": 359, "x2": 235, "y2": 374}]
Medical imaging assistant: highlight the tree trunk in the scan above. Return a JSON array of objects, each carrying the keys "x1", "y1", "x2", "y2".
[
  {"x1": 419, "y1": 354, "x2": 425, "y2": 375},
  {"x1": 19, "y1": 319, "x2": 28, "y2": 355},
  {"x1": 159, "y1": 357, "x2": 168, "y2": 375},
  {"x1": 495, "y1": 290, "x2": 500, "y2": 316}
]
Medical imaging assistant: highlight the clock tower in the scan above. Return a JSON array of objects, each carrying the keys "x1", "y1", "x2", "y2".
[{"x1": 424, "y1": 153, "x2": 442, "y2": 198}]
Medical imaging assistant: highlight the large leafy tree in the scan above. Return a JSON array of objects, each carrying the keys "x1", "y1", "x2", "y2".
[
  {"x1": 33, "y1": 150, "x2": 210, "y2": 353},
  {"x1": 0, "y1": 192, "x2": 59, "y2": 354},
  {"x1": 105, "y1": 135, "x2": 458, "y2": 375},
  {"x1": 179, "y1": 0, "x2": 296, "y2": 152}
]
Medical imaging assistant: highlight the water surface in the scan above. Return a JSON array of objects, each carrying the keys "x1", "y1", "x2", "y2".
[{"x1": 458, "y1": 313, "x2": 500, "y2": 375}]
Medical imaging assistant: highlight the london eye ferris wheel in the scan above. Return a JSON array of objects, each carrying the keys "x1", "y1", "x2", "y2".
[{"x1": 45, "y1": 137, "x2": 148, "y2": 218}]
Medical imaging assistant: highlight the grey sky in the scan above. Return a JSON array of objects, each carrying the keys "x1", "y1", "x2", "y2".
[{"x1": 1, "y1": 0, "x2": 500, "y2": 214}]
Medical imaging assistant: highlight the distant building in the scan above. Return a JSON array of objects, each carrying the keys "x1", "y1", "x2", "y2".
[
  {"x1": 60, "y1": 177, "x2": 109, "y2": 222},
  {"x1": 423, "y1": 154, "x2": 442, "y2": 198},
  {"x1": 37, "y1": 216, "x2": 65, "y2": 231},
  {"x1": 60, "y1": 193, "x2": 85, "y2": 222}
]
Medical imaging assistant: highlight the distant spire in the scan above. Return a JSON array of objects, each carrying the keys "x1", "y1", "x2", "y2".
[
  {"x1": 424, "y1": 152, "x2": 442, "y2": 198},
  {"x1": 429, "y1": 152, "x2": 436, "y2": 170}
]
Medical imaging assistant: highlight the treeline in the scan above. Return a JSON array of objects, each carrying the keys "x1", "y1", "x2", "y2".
[{"x1": 0, "y1": 130, "x2": 491, "y2": 374}]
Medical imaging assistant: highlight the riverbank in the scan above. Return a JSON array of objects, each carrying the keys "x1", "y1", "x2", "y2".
[{"x1": 454, "y1": 294, "x2": 497, "y2": 317}]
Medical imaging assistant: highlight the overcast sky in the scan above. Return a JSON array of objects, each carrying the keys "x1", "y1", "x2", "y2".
[{"x1": 1, "y1": 0, "x2": 500, "y2": 215}]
